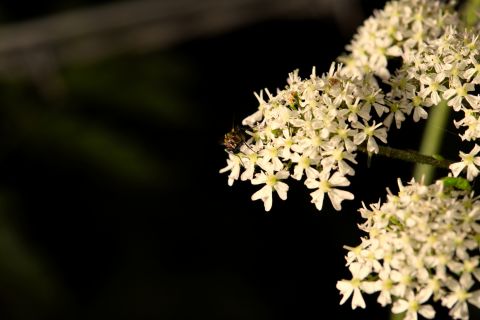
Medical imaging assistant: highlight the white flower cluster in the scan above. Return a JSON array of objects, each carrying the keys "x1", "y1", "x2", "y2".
[
  {"x1": 337, "y1": 178, "x2": 480, "y2": 320},
  {"x1": 220, "y1": 0, "x2": 480, "y2": 318},
  {"x1": 384, "y1": 23, "x2": 480, "y2": 140},
  {"x1": 341, "y1": 0, "x2": 480, "y2": 180},
  {"x1": 339, "y1": 0, "x2": 459, "y2": 81},
  {"x1": 220, "y1": 0, "x2": 480, "y2": 211},
  {"x1": 220, "y1": 64, "x2": 389, "y2": 211},
  {"x1": 348, "y1": 0, "x2": 463, "y2": 124}
]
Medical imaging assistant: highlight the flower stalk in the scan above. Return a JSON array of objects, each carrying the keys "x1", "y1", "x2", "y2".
[{"x1": 358, "y1": 143, "x2": 453, "y2": 169}]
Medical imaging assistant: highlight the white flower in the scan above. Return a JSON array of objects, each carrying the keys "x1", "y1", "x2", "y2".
[
  {"x1": 383, "y1": 99, "x2": 412, "y2": 129},
  {"x1": 251, "y1": 169, "x2": 289, "y2": 212},
  {"x1": 321, "y1": 146, "x2": 357, "y2": 176},
  {"x1": 219, "y1": 153, "x2": 243, "y2": 186},
  {"x1": 240, "y1": 152, "x2": 259, "y2": 181},
  {"x1": 442, "y1": 276, "x2": 480, "y2": 320},
  {"x1": 463, "y1": 56, "x2": 480, "y2": 84},
  {"x1": 419, "y1": 73, "x2": 447, "y2": 105},
  {"x1": 449, "y1": 144, "x2": 480, "y2": 181},
  {"x1": 304, "y1": 168, "x2": 354, "y2": 211},
  {"x1": 369, "y1": 269, "x2": 394, "y2": 306},
  {"x1": 346, "y1": 97, "x2": 371, "y2": 123},
  {"x1": 454, "y1": 108, "x2": 480, "y2": 141},
  {"x1": 407, "y1": 90, "x2": 431, "y2": 122},
  {"x1": 290, "y1": 153, "x2": 313, "y2": 180},
  {"x1": 259, "y1": 146, "x2": 283, "y2": 172},
  {"x1": 243, "y1": 91, "x2": 266, "y2": 126},
  {"x1": 443, "y1": 81, "x2": 476, "y2": 111},
  {"x1": 332, "y1": 124, "x2": 357, "y2": 152},
  {"x1": 353, "y1": 121, "x2": 387, "y2": 154},
  {"x1": 392, "y1": 290, "x2": 435, "y2": 320},
  {"x1": 336, "y1": 262, "x2": 371, "y2": 310},
  {"x1": 363, "y1": 87, "x2": 388, "y2": 117}
]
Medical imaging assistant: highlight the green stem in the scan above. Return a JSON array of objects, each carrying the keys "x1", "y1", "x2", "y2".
[
  {"x1": 357, "y1": 142, "x2": 453, "y2": 169},
  {"x1": 413, "y1": 100, "x2": 451, "y2": 182}
]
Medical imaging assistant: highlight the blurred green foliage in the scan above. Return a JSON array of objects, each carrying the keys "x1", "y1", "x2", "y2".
[
  {"x1": 0, "y1": 50, "x2": 197, "y2": 319},
  {"x1": 1, "y1": 53, "x2": 194, "y2": 183},
  {"x1": 461, "y1": 0, "x2": 480, "y2": 26}
]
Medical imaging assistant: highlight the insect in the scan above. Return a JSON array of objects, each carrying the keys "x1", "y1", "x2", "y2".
[
  {"x1": 223, "y1": 125, "x2": 249, "y2": 154},
  {"x1": 442, "y1": 176, "x2": 471, "y2": 191},
  {"x1": 328, "y1": 77, "x2": 340, "y2": 87},
  {"x1": 287, "y1": 91, "x2": 300, "y2": 110}
]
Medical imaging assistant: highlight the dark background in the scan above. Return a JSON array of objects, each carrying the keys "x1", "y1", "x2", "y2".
[{"x1": 0, "y1": 0, "x2": 469, "y2": 319}]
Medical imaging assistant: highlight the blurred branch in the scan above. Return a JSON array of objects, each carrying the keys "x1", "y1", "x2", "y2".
[{"x1": 0, "y1": 0, "x2": 360, "y2": 77}]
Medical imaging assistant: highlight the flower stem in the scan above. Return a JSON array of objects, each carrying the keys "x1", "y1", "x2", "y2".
[
  {"x1": 413, "y1": 100, "x2": 451, "y2": 182},
  {"x1": 357, "y1": 143, "x2": 453, "y2": 169}
]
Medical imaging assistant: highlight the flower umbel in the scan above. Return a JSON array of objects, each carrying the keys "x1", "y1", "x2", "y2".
[
  {"x1": 338, "y1": 178, "x2": 480, "y2": 319},
  {"x1": 220, "y1": 0, "x2": 480, "y2": 211},
  {"x1": 220, "y1": 63, "x2": 388, "y2": 211}
]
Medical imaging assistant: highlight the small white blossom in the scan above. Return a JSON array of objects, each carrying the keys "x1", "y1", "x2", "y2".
[
  {"x1": 336, "y1": 262, "x2": 372, "y2": 309},
  {"x1": 353, "y1": 121, "x2": 387, "y2": 154},
  {"x1": 305, "y1": 168, "x2": 354, "y2": 211},
  {"x1": 251, "y1": 169, "x2": 289, "y2": 212},
  {"x1": 449, "y1": 144, "x2": 480, "y2": 181},
  {"x1": 392, "y1": 290, "x2": 435, "y2": 320},
  {"x1": 219, "y1": 153, "x2": 243, "y2": 186},
  {"x1": 443, "y1": 81, "x2": 476, "y2": 111},
  {"x1": 442, "y1": 276, "x2": 480, "y2": 320}
]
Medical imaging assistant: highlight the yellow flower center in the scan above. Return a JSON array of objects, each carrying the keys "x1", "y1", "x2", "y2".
[
  {"x1": 320, "y1": 180, "x2": 331, "y2": 192},
  {"x1": 267, "y1": 175, "x2": 277, "y2": 186}
]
